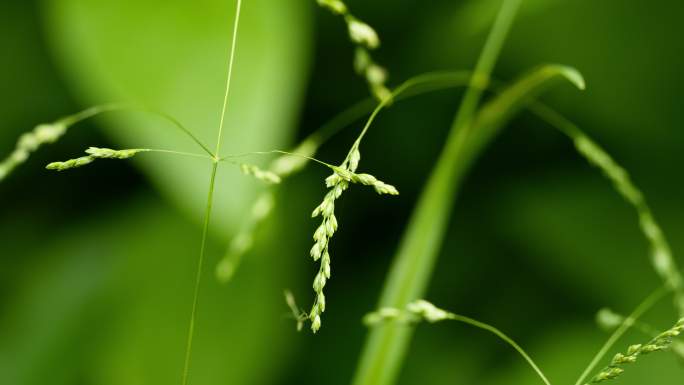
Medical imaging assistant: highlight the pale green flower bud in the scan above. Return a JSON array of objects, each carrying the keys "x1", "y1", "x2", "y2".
[
  {"x1": 317, "y1": 293, "x2": 326, "y2": 312},
  {"x1": 314, "y1": 223, "x2": 327, "y2": 241},
  {"x1": 310, "y1": 242, "x2": 322, "y2": 261}
]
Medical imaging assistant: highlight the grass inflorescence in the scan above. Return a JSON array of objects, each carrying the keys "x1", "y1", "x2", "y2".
[
  {"x1": 316, "y1": 0, "x2": 391, "y2": 102},
  {"x1": 307, "y1": 161, "x2": 399, "y2": 333}
]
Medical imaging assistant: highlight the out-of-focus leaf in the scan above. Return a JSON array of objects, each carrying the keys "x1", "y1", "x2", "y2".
[
  {"x1": 489, "y1": 174, "x2": 684, "y2": 308},
  {"x1": 0, "y1": 194, "x2": 298, "y2": 385},
  {"x1": 42, "y1": 0, "x2": 312, "y2": 234}
]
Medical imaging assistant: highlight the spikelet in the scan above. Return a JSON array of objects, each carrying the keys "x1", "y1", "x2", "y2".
[{"x1": 329, "y1": 166, "x2": 399, "y2": 195}]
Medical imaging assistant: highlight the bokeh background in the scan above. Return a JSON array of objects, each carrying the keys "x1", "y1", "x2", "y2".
[{"x1": 1, "y1": 0, "x2": 683, "y2": 384}]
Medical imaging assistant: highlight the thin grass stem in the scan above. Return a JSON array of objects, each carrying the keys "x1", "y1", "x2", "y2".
[
  {"x1": 446, "y1": 313, "x2": 551, "y2": 385},
  {"x1": 215, "y1": 0, "x2": 243, "y2": 158},
  {"x1": 181, "y1": 162, "x2": 219, "y2": 385},
  {"x1": 351, "y1": 1, "x2": 522, "y2": 384}
]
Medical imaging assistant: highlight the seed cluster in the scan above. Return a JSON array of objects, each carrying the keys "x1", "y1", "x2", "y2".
[
  {"x1": 575, "y1": 135, "x2": 684, "y2": 315},
  {"x1": 308, "y1": 173, "x2": 347, "y2": 332},
  {"x1": 316, "y1": 0, "x2": 391, "y2": 102},
  {"x1": 308, "y1": 153, "x2": 399, "y2": 332},
  {"x1": 0, "y1": 122, "x2": 67, "y2": 181},
  {"x1": 589, "y1": 318, "x2": 684, "y2": 383}
]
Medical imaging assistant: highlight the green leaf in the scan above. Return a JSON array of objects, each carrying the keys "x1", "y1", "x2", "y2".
[
  {"x1": 352, "y1": 58, "x2": 584, "y2": 385},
  {"x1": 41, "y1": 0, "x2": 312, "y2": 232},
  {"x1": 352, "y1": 1, "x2": 525, "y2": 384},
  {"x1": 464, "y1": 64, "x2": 584, "y2": 157}
]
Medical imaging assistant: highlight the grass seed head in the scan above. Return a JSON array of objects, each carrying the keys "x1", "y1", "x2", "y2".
[{"x1": 46, "y1": 156, "x2": 95, "y2": 171}]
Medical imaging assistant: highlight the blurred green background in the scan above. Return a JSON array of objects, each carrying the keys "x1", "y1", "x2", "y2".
[{"x1": 1, "y1": 0, "x2": 683, "y2": 384}]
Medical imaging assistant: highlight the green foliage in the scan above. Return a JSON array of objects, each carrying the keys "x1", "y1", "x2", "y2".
[{"x1": 2, "y1": 1, "x2": 684, "y2": 385}]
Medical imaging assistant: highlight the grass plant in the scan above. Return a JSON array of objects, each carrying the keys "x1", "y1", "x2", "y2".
[{"x1": 2, "y1": 1, "x2": 683, "y2": 385}]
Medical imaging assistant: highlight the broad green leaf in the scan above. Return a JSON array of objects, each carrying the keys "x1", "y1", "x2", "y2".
[
  {"x1": 352, "y1": 59, "x2": 583, "y2": 385},
  {"x1": 42, "y1": 0, "x2": 312, "y2": 234},
  {"x1": 464, "y1": 64, "x2": 584, "y2": 159},
  {"x1": 352, "y1": 2, "x2": 525, "y2": 384}
]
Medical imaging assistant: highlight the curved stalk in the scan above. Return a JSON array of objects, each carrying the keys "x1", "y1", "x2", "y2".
[{"x1": 351, "y1": 1, "x2": 523, "y2": 384}]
